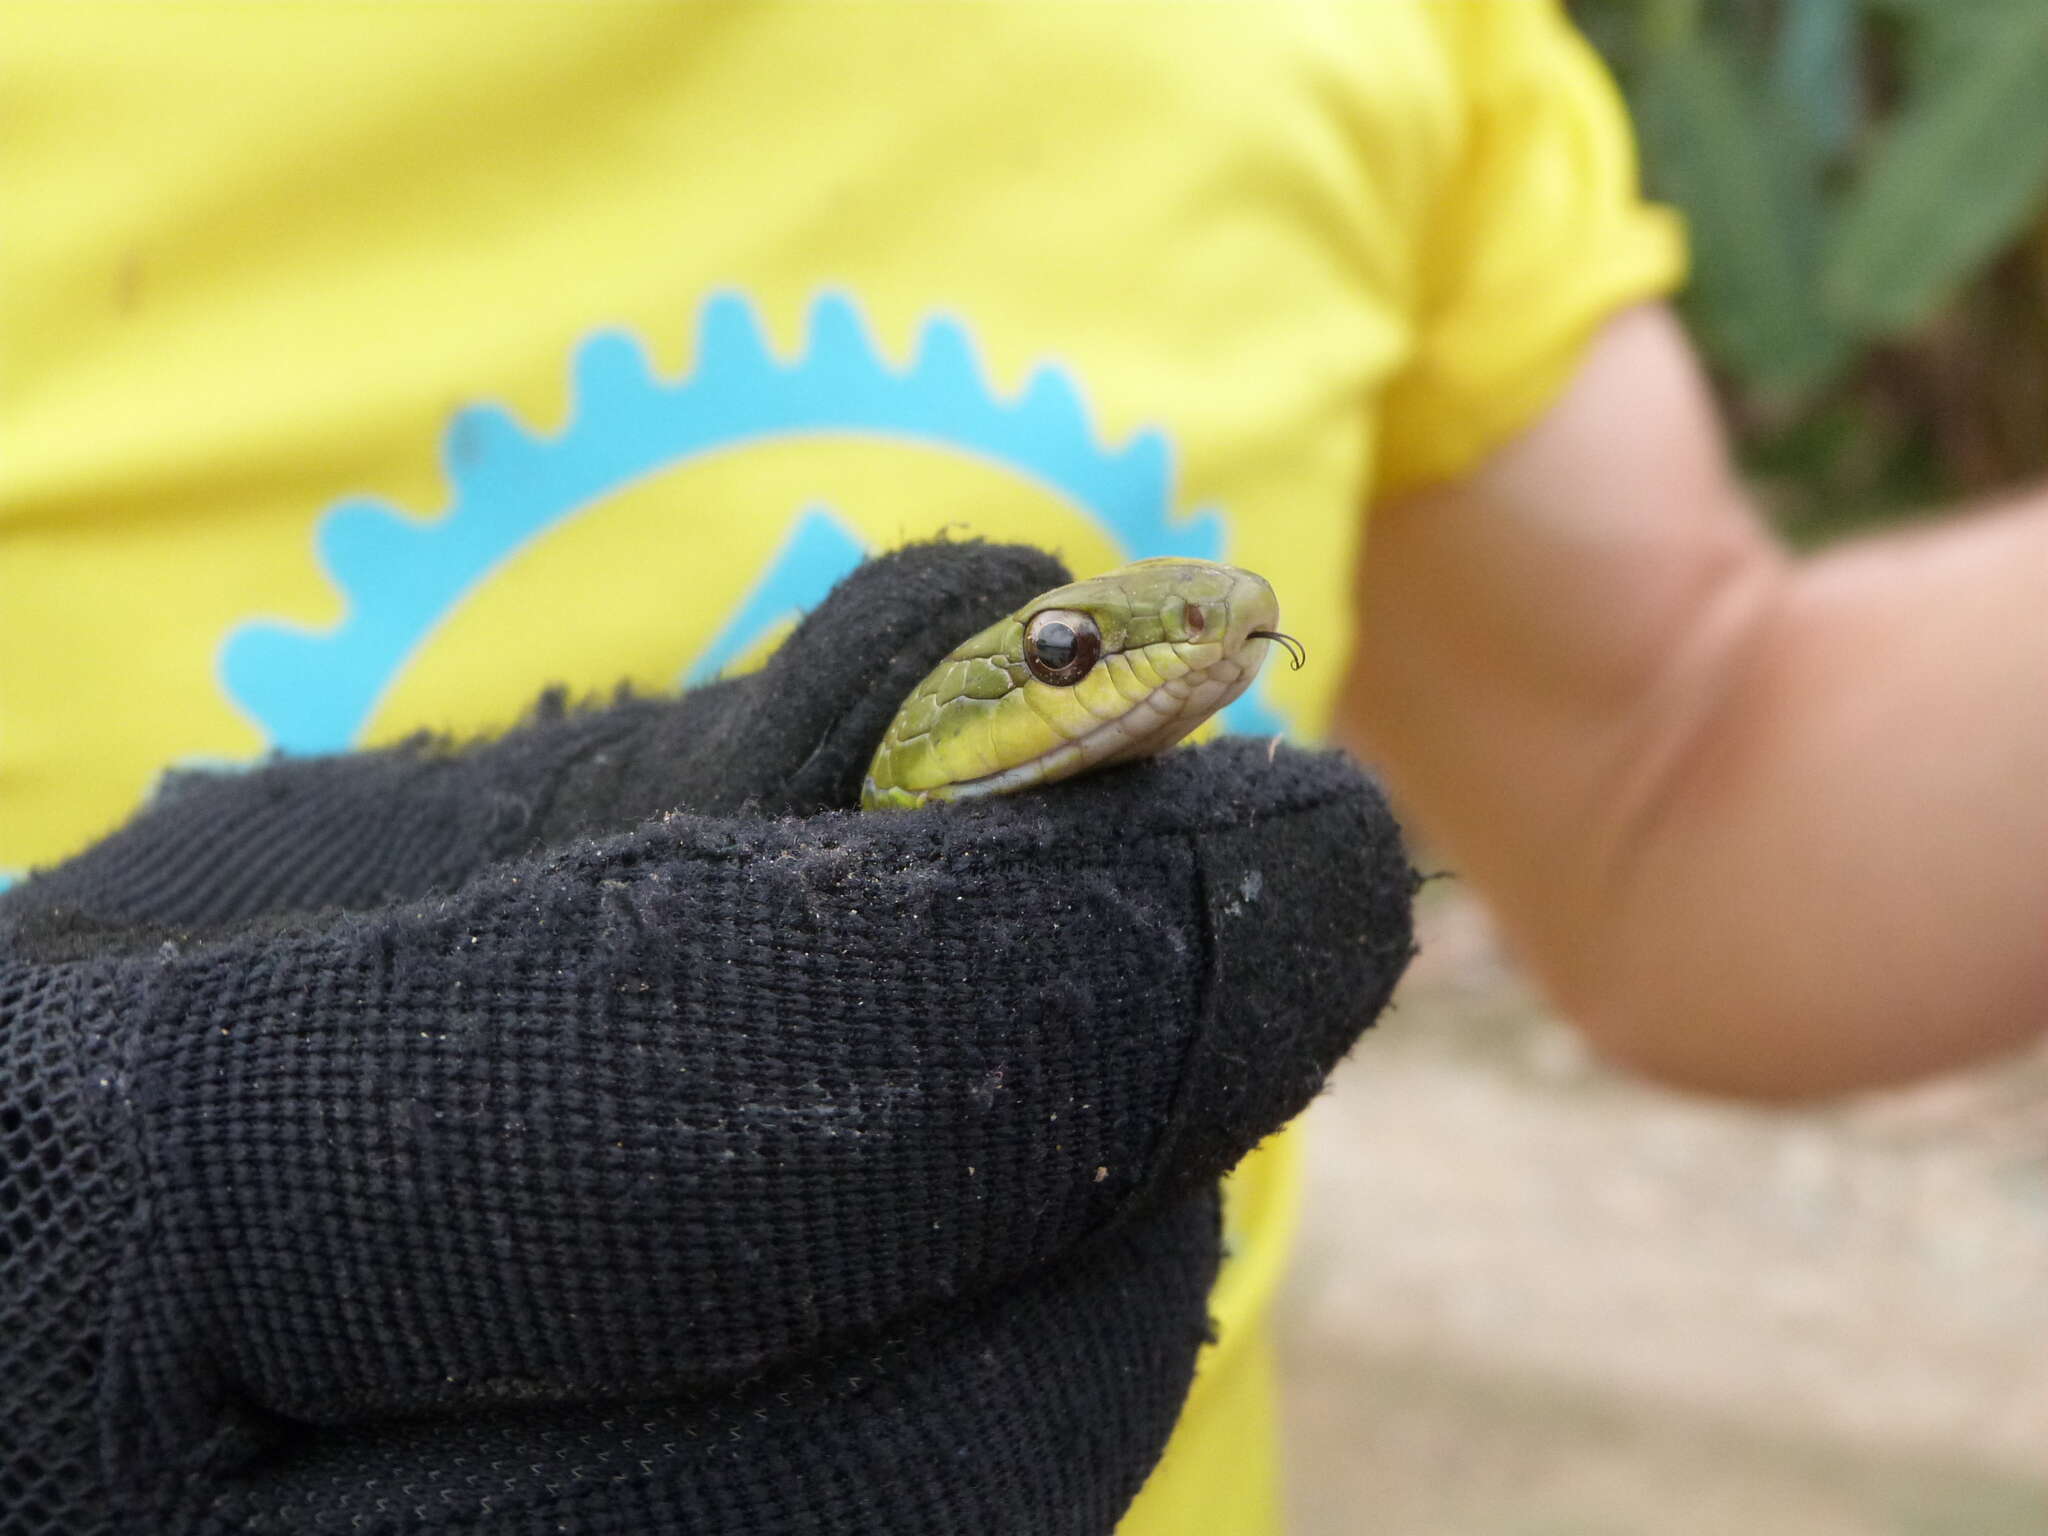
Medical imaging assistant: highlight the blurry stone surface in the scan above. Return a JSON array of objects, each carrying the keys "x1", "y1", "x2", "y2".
[{"x1": 1278, "y1": 881, "x2": 2048, "y2": 1534}]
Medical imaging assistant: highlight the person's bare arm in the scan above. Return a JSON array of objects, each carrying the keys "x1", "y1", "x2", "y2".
[{"x1": 1344, "y1": 302, "x2": 2048, "y2": 1099}]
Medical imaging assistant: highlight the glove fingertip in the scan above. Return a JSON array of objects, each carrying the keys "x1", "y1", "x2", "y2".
[{"x1": 727, "y1": 539, "x2": 1073, "y2": 814}]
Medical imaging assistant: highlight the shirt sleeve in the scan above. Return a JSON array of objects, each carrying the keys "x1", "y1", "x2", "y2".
[{"x1": 1374, "y1": 1, "x2": 1687, "y2": 500}]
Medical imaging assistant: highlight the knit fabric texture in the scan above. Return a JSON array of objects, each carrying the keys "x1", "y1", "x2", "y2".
[{"x1": 0, "y1": 542, "x2": 1416, "y2": 1535}]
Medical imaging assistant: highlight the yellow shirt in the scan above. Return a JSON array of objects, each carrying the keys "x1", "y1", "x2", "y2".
[{"x1": 1, "y1": 3, "x2": 1679, "y2": 1527}]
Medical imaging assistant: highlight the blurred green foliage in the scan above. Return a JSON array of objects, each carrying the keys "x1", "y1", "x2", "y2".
[{"x1": 1573, "y1": 0, "x2": 2048, "y2": 540}]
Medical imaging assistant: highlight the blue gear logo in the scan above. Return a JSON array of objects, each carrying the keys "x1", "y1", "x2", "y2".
[{"x1": 223, "y1": 290, "x2": 1287, "y2": 754}]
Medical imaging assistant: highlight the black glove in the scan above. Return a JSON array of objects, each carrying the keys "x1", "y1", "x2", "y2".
[{"x1": 0, "y1": 541, "x2": 1415, "y2": 1536}]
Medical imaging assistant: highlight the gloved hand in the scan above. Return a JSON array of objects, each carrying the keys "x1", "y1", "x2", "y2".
[{"x1": 0, "y1": 541, "x2": 1415, "y2": 1536}]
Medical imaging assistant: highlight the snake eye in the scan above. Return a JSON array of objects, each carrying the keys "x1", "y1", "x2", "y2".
[{"x1": 1024, "y1": 608, "x2": 1102, "y2": 686}]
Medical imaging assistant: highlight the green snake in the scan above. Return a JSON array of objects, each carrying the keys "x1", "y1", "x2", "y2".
[{"x1": 861, "y1": 558, "x2": 1302, "y2": 811}]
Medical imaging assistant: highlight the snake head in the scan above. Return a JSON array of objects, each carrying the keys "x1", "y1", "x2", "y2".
[{"x1": 862, "y1": 558, "x2": 1284, "y2": 810}]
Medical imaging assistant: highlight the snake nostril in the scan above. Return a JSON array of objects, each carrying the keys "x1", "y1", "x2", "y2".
[{"x1": 1183, "y1": 603, "x2": 1206, "y2": 638}]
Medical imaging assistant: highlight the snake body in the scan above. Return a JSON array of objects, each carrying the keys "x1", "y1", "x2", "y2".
[{"x1": 862, "y1": 558, "x2": 1290, "y2": 811}]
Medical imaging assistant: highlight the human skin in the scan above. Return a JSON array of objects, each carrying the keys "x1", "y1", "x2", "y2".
[{"x1": 1344, "y1": 302, "x2": 2048, "y2": 1101}]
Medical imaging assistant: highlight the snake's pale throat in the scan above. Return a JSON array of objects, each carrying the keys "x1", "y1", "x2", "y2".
[{"x1": 861, "y1": 558, "x2": 1288, "y2": 811}]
